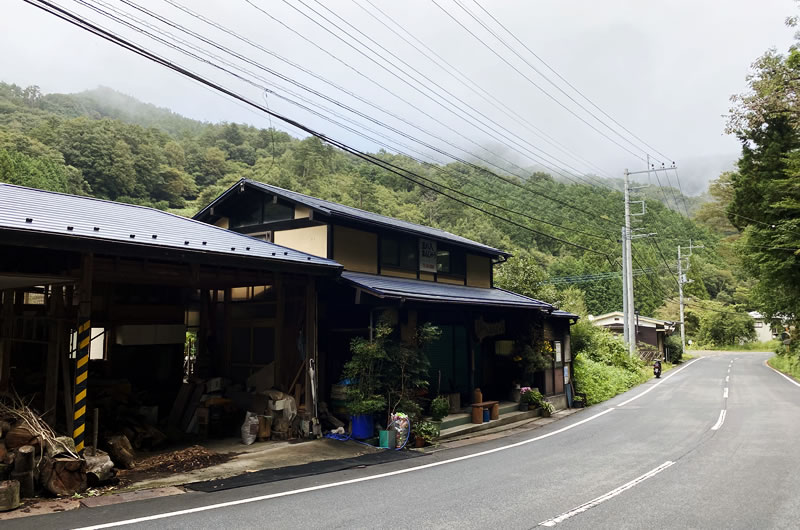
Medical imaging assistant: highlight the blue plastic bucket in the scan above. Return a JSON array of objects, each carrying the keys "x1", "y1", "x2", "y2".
[
  {"x1": 483, "y1": 408, "x2": 490, "y2": 422},
  {"x1": 351, "y1": 414, "x2": 374, "y2": 439}
]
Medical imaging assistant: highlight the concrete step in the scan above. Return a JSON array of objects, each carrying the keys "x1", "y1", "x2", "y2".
[
  {"x1": 439, "y1": 401, "x2": 525, "y2": 430},
  {"x1": 438, "y1": 407, "x2": 544, "y2": 440}
]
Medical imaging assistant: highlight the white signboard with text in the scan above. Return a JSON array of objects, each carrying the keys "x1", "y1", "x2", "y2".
[{"x1": 419, "y1": 239, "x2": 437, "y2": 272}]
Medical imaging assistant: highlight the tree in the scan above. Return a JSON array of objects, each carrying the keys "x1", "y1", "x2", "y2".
[
  {"x1": 727, "y1": 42, "x2": 800, "y2": 323},
  {"x1": 494, "y1": 255, "x2": 559, "y2": 304}
]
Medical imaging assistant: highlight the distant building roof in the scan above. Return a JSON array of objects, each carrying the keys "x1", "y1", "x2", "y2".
[
  {"x1": 340, "y1": 271, "x2": 575, "y2": 315},
  {"x1": 0, "y1": 184, "x2": 341, "y2": 270},
  {"x1": 195, "y1": 179, "x2": 510, "y2": 257},
  {"x1": 589, "y1": 311, "x2": 675, "y2": 330}
]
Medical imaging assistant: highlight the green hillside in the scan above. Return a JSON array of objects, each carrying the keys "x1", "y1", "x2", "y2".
[{"x1": 0, "y1": 82, "x2": 749, "y2": 334}]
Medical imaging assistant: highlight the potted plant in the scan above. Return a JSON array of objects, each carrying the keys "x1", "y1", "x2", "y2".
[
  {"x1": 430, "y1": 395, "x2": 450, "y2": 422},
  {"x1": 519, "y1": 387, "x2": 535, "y2": 411},
  {"x1": 413, "y1": 420, "x2": 440, "y2": 448},
  {"x1": 342, "y1": 327, "x2": 390, "y2": 439}
]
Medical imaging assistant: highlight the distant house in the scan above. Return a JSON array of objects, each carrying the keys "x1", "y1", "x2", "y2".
[
  {"x1": 589, "y1": 311, "x2": 676, "y2": 359},
  {"x1": 196, "y1": 179, "x2": 578, "y2": 407},
  {"x1": 748, "y1": 312, "x2": 778, "y2": 343}
]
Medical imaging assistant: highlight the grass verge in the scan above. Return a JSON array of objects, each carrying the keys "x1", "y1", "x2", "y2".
[{"x1": 767, "y1": 354, "x2": 800, "y2": 382}]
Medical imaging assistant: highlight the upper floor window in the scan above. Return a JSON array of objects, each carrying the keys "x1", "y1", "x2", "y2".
[
  {"x1": 230, "y1": 194, "x2": 293, "y2": 228},
  {"x1": 381, "y1": 234, "x2": 417, "y2": 270},
  {"x1": 436, "y1": 245, "x2": 466, "y2": 275}
]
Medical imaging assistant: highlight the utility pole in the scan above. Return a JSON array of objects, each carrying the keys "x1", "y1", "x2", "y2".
[
  {"x1": 621, "y1": 163, "x2": 675, "y2": 355},
  {"x1": 621, "y1": 226, "x2": 630, "y2": 345},
  {"x1": 678, "y1": 240, "x2": 703, "y2": 356},
  {"x1": 622, "y1": 170, "x2": 635, "y2": 354}
]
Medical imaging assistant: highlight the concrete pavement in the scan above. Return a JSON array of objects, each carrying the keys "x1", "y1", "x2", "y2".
[{"x1": 6, "y1": 351, "x2": 799, "y2": 529}]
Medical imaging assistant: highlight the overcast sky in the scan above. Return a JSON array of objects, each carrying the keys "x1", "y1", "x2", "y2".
[{"x1": 3, "y1": 0, "x2": 796, "y2": 194}]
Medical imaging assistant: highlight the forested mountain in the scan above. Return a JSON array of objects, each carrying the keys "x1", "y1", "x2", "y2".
[{"x1": 0, "y1": 82, "x2": 750, "y2": 340}]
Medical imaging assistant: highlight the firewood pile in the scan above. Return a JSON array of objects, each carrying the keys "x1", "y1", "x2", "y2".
[{"x1": 0, "y1": 395, "x2": 115, "y2": 511}]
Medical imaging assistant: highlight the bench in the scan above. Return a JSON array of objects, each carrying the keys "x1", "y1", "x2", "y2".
[{"x1": 471, "y1": 401, "x2": 499, "y2": 424}]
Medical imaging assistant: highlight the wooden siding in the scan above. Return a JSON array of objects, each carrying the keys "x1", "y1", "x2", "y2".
[
  {"x1": 466, "y1": 254, "x2": 491, "y2": 288},
  {"x1": 333, "y1": 225, "x2": 378, "y2": 273},
  {"x1": 274, "y1": 225, "x2": 328, "y2": 258}
]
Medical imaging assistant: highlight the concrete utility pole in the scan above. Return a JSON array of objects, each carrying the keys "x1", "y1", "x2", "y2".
[
  {"x1": 622, "y1": 170, "x2": 635, "y2": 354},
  {"x1": 622, "y1": 163, "x2": 675, "y2": 355},
  {"x1": 678, "y1": 240, "x2": 703, "y2": 356},
  {"x1": 622, "y1": 226, "x2": 630, "y2": 346}
]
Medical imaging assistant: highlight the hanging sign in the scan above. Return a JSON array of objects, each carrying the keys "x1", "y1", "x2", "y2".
[{"x1": 419, "y1": 239, "x2": 437, "y2": 272}]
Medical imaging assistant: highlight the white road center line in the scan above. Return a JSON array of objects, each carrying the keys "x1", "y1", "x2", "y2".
[
  {"x1": 538, "y1": 461, "x2": 676, "y2": 527},
  {"x1": 765, "y1": 359, "x2": 800, "y2": 388},
  {"x1": 723, "y1": 387, "x2": 729, "y2": 399},
  {"x1": 616, "y1": 357, "x2": 703, "y2": 407},
  {"x1": 725, "y1": 375, "x2": 729, "y2": 382},
  {"x1": 711, "y1": 409, "x2": 727, "y2": 431}
]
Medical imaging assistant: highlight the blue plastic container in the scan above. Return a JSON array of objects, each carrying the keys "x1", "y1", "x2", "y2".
[
  {"x1": 351, "y1": 414, "x2": 374, "y2": 439},
  {"x1": 483, "y1": 408, "x2": 490, "y2": 422}
]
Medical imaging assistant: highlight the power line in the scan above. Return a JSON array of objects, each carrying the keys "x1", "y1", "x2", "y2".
[
  {"x1": 431, "y1": 0, "x2": 649, "y2": 163},
  {"x1": 306, "y1": 0, "x2": 612, "y2": 190},
  {"x1": 219, "y1": 0, "x2": 626, "y2": 225},
  {"x1": 471, "y1": 0, "x2": 675, "y2": 164},
  {"x1": 105, "y1": 0, "x2": 625, "y2": 242},
  {"x1": 358, "y1": 0, "x2": 616, "y2": 181},
  {"x1": 114, "y1": 0, "x2": 623, "y2": 233},
  {"x1": 270, "y1": 0, "x2": 610, "y2": 191},
  {"x1": 27, "y1": 0, "x2": 615, "y2": 260}
]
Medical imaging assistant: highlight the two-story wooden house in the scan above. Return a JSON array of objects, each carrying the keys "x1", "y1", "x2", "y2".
[{"x1": 196, "y1": 179, "x2": 577, "y2": 407}]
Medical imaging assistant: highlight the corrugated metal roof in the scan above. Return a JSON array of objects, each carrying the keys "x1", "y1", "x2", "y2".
[
  {"x1": 341, "y1": 271, "x2": 554, "y2": 310},
  {"x1": 239, "y1": 180, "x2": 508, "y2": 257},
  {"x1": 0, "y1": 184, "x2": 340, "y2": 269},
  {"x1": 551, "y1": 309, "x2": 580, "y2": 319},
  {"x1": 590, "y1": 311, "x2": 674, "y2": 328}
]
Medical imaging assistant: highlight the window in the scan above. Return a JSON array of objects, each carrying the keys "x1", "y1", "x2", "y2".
[
  {"x1": 231, "y1": 194, "x2": 293, "y2": 228},
  {"x1": 436, "y1": 245, "x2": 465, "y2": 275},
  {"x1": 380, "y1": 234, "x2": 417, "y2": 270}
]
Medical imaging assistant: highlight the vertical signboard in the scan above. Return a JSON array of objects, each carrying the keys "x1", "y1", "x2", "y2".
[{"x1": 419, "y1": 239, "x2": 437, "y2": 273}]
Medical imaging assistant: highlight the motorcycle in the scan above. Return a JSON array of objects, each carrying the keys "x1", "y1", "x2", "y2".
[{"x1": 653, "y1": 360, "x2": 662, "y2": 379}]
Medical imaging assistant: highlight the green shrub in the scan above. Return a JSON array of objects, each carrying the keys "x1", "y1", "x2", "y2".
[
  {"x1": 572, "y1": 324, "x2": 649, "y2": 405},
  {"x1": 429, "y1": 396, "x2": 450, "y2": 421},
  {"x1": 664, "y1": 334, "x2": 683, "y2": 363},
  {"x1": 573, "y1": 357, "x2": 649, "y2": 405}
]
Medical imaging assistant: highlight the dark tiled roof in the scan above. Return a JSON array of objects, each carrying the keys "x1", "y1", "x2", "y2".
[
  {"x1": 0, "y1": 184, "x2": 340, "y2": 269},
  {"x1": 200, "y1": 179, "x2": 509, "y2": 257},
  {"x1": 340, "y1": 271, "x2": 555, "y2": 310}
]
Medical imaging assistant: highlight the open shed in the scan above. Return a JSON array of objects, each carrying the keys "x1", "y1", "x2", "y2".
[{"x1": 0, "y1": 184, "x2": 340, "y2": 452}]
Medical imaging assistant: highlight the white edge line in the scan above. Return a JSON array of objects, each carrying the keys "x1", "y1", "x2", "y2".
[
  {"x1": 76, "y1": 409, "x2": 617, "y2": 529},
  {"x1": 764, "y1": 359, "x2": 800, "y2": 388},
  {"x1": 617, "y1": 357, "x2": 703, "y2": 407},
  {"x1": 538, "y1": 461, "x2": 675, "y2": 527},
  {"x1": 711, "y1": 409, "x2": 727, "y2": 431}
]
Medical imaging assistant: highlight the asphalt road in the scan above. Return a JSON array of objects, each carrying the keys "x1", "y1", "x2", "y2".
[{"x1": 8, "y1": 351, "x2": 800, "y2": 529}]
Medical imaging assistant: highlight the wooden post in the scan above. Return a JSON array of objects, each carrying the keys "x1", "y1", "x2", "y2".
[
  {"x1": 73, "y1": 254, "x2": 93, "y2": 455},
  {"x1": 0, "y1": 290, "x2": 14, "y2": 392},
  {"x1": 44, "y1": 287, "x2": 63, "y2": 426},
  {"x1": 274, "y1": 273, "x2": 284, "y2": 396},
  {"x1": 223, "y1": 287, "x2": 231, "y2": 377},
  {"x1": 304, "y1": 278, "x2": 317, "y2": 418}
]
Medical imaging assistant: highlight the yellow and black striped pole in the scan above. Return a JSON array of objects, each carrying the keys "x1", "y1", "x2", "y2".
[{"x1": 73, "y1": 320, "x2": 90, "y2": 455}]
